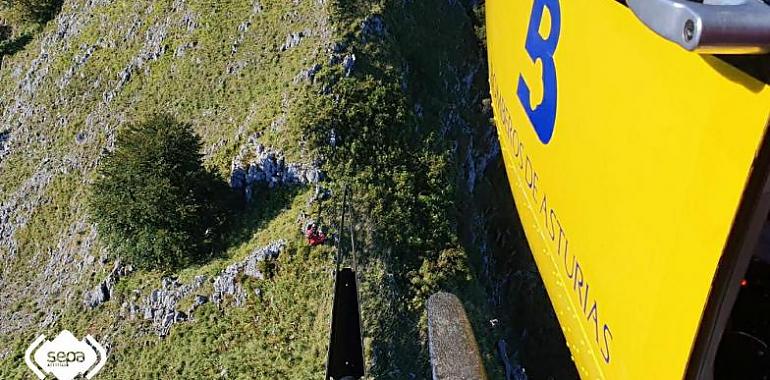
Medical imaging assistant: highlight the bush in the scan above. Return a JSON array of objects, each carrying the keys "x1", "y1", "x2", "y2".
[
  {"x1": 88, "y1": 114, "x2": 232, "y2": 271},
  {"x1": 409, "y1": 247, "x2": 471, "y2": 310}
]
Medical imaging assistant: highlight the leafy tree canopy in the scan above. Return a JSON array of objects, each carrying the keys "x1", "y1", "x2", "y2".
[{"x1": 89, "y1": 114, "x2": 232, "y2": 271}]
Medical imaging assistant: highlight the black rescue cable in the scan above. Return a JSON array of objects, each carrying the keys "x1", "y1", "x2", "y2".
[
  {"x1": 314, "y1": 191, "x2": 324, "y2": 226},
  {"x1": 350, "y1": 218, "x2": 357, "y2": 275},
  {"x1": 334, "y1": 185, "x2": 349, "y2": 270},
  {"x1": 326, "y1": 184, "x2": 365, "y2": 380}
]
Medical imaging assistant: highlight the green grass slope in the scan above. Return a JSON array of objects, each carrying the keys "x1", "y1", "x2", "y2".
[{"x1": 0, "y1": 0, "x2": 576, "y2": 378}]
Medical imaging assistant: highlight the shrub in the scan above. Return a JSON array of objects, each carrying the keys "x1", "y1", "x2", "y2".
[
  {"x1": 88, "y1": 114, "x2": 232, "y2": 271},
  {"x1": 409, "y1": 247, "x2": 471, "y2": 310}
]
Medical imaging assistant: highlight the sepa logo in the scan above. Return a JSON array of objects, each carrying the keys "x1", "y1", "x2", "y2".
[
  {"x1": 517, "y1": 0, "x2": 561, "y2": 144},
  {"x1": 25, "y1": 330, "x2": 107, "y2": 380}
]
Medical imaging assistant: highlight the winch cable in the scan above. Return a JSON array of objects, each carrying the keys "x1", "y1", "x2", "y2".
[
  {"x1": 334, "y1": 185, "x2": 349, "y2": 270},
  {"x1": 349, "y1": 211, "x2": 358, "y2": 279},
  {"x1": 314, "y1": 187, "x2": 326, "y2": 227},
  {"x1": 325, "y1": 184, "x2": 365, "y2": 380}
]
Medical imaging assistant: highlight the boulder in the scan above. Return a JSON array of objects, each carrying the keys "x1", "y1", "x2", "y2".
[
  {"x1": 343, "y1": 54, "x2": 356, "y2": 76},
  {"x1": 83, "y1": 260, "x2": 126, "y2": 309},
  {"x1": 361, "y1": 15, "x2": 386, "y2": 41},
  {"x1": 280, "y1": 32, "x2": 303, "y2": 51},
  {"x1": 230, "y1": 165, "x2": 247, "y2": 189}
]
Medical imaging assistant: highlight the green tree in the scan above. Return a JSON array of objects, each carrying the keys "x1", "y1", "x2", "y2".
[{"x1": 89, "y1": 114, "x2": 232, "y2": 271}]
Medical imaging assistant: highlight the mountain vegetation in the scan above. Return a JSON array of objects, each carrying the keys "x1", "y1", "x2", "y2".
[
  {"x1": 88, "y1": 114, "x2": 233, "y2": 271},
  {"x1": 0, "y1": 0, "x2": 576, "y2": 378}
]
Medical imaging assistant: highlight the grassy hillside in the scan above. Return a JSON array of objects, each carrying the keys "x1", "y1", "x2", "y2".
[{"x1": 0, "y1": 0, "x2": 576, "y2": 378}]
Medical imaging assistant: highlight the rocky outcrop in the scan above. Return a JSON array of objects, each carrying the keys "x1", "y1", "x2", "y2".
[
  {"x1": 230, "y1": 134, "x2": 322, "y2": 201},
  {"x1": 360, "y1": 14, "x2": 386, "y2": 42},
  {"x1": 294, "y1": 63, "x2": 322, "y2": 84},
  {"x1": 120, "y1": 240, "x2": 285, "y2": 336},
  {"x1": 136, "y1": 275, "x2": 206, "y2": 337},
  {"x1": 84, "y1": 260, "x2": 132, "y2": 309},
  {"x1": 0, "y1": 130, "x2": 9, "y2": 160},
  {"x1": 342, "y1": 53, "x2": 356, "y2": 77},
  {"x1": 464, "y1": 127, "x2": 501, "y2": 194},
  {"x1": 212, "y1": 239, "x2": 285, "y2": 305},
  {"x1": 252, "y1": 0, "x2": 263, "y2": 14},
  {"x1": 280, "y1": 31, "x2": 306, "y2": 51}
]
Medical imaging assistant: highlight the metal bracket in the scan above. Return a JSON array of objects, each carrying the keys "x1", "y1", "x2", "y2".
[{"x1": 627, "y1": 0, "x2": 770, "y2": 54}]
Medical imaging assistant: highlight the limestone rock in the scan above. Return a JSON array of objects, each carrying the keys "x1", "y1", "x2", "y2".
[
  {"x1": 280, "y1": 31, "x2": 304, "y2": 51},
  {"x1": 361, "y1": 14, "x2": 386, "y2": 41},
  {"x1": 343, "y1": 54, "x2": 356, "y2": 77},
  {"x1": 229, "y1": 135, "x2": 322, "y2": 201},
  {"x1": 212, "y1": 240, "x2": 285, "y2": 304},
  {"x1": 84, "y1": 261, "x2": 130, "y2": 309},
  {"x1": 294, "y1": 63, "x2": 322, "y2": 84}
]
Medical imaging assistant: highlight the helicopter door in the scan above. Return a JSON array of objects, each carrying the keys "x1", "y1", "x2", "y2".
[{"x1": 485, "y1": 0, "x2": 770, "y2": 378}]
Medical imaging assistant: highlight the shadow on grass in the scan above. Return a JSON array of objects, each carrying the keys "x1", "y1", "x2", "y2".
[
  {"x1": 457, "y1": 155, "x2": 579, "y2": 380},
  {"x1": 21, "y1": 0, "x2": 65, "y2": 25},
  {"x1": 0, "y1": 0, "x2": 64, "y2": 66},
  {"x1": 0, "y1": 34, "x2": 33, "y2": 59},
  {"x1": 201, "y1": 184, "x2": 303, "y2": 264}
]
